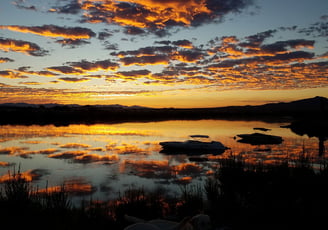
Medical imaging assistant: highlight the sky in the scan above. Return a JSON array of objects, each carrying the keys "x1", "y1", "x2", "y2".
[{"x1": 0, "y1": 0, "x2": 327, "y2": 108}]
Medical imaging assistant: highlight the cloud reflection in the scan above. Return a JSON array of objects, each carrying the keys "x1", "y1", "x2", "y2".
[
  {"x1": 0, "y1": 161, "x2": 13, "y2": 167},
  {"x1": 0, "y1": 168, "x2": 48, "y2": 182},
  {"x1": 37, "y1": 178, "x2": 96, "y2": 196},
  {"x1": 121, "y1": 159, "x2": 203, "y2": 182}
]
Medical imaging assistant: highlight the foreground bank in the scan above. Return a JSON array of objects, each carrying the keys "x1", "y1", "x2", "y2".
[{"x1": 1, "y1": 156, "x2": 328, "y2": 230}]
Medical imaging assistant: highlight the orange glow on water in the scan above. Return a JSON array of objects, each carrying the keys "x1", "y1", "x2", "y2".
[
  {"x1": 74, "y1": 153, "x2": 119, "y2": 163},
  {"x1": 0, "y1": 169, "x2": 39, "y2": 182},
  {"x1": 0, "y1": 120, "x2": 327, "y2": 203}
]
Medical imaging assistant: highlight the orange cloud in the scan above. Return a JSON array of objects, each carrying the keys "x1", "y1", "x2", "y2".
[
  {"x1": 171, "y1": 50, "x2": 204, "y2": 63},
  {"x1": 130, "y1": 0, "x2": 211, "y2": 25},
  {"x1": 172, "y1": 39, "x2": 194, "y2": 49},
  {"x1": 0, "y1": 25, "x2": 96, "y2": 40},
  {"x1": 19, "y1": 81, "x2": 42, "y2": 85},
  {"x1": 0, "y1": 38, "x2": 48, "y2": 56},
  {"x1": 79, "y1": 0, "x2": 212, "y2": 29}
]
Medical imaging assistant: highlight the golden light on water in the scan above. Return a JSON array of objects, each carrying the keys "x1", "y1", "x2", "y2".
[{"x1": 0, "y1": 120, "x2": 326, "y2": 202}]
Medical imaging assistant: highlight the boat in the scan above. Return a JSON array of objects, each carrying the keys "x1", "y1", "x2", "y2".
[
  {"x1": 159, "y1": 135, "x2": 228, "y2": 155},
  {"x1": 236, "y1": 132, "x2": 283, "y2": 145}
]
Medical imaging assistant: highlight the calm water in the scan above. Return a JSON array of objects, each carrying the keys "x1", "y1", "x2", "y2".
[{"x1": 0, "y1": 119, "x2": 326, "y2": 203}]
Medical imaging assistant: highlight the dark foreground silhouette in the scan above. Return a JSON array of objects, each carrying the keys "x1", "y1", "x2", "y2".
[
  {"x1": 0, "y1": 96, "x2": 327, "y2": 125},
  {"x1": 1, "y1": 156, "x2": 328, "y2": 230}
]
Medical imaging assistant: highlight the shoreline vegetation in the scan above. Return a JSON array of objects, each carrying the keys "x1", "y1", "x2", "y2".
[
  {"x1": 0, "y1": 96, "x2": 327, "y2": 125},
  {"x1": 1, "y1": 156, "x2": 328, "y2": 230}
]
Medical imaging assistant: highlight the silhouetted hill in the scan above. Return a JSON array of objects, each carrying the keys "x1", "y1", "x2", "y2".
[
  {"x1": 0, "y1": 96, "x2": 327, "y2": 125},
  {"x1": 217, "y1": 96, "x2": 328, "y2": 115}
]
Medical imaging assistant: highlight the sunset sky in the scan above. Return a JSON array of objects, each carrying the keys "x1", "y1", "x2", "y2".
[{"x1": 0, "y1": 0, "x2": 327, "y2": 108}]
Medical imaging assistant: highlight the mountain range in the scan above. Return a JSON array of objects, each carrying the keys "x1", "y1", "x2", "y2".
[{"x1": 0, "y1": 96, "x2": 327, "y2": 125}]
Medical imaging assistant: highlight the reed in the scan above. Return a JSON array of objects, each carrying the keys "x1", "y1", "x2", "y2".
[{"x1": 1, "y1": 156, "x2": 328, "y2": 229}]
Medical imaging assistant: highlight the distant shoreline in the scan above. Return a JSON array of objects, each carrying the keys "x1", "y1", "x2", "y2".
[{"x1": 0, "y1": 96, "x2": 327, "y2": 125}]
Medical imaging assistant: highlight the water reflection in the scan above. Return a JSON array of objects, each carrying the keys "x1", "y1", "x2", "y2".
[{"x1": 0, "y1": 120, "x2": 327, "y2": 202}]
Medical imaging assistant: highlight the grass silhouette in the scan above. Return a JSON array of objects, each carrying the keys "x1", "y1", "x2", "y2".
[{"x1": 1, "y1": 156, "x2": 328, "y2": 229}]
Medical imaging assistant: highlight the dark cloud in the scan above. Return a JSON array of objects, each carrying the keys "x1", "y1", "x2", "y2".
[
  {"x1": 112, "y1": 44, "x2": 207, "y2": 66},
  {"x1": 0, "y1": 57, "x2": 14, "y2": 63},
  {"x1": 291, "y1": 61, "x2": 328, "y2": 69},
  {"x1": 58, "y1": 77, "x2": 90, "y2": 83},
  {"x1": 240, "y1": 30, "x2": 277, "y2": 48},
  {"x1": 47, "y1": 66, "x2": 83, "y2": 74},
  {"x1": 55, "y1": 39, "x2": 91, "y2": 48},
  {"x1": 98, "y1": 31, "x2": 113, "y2": 40},
  {"x1": 154, "y1": 40, "x2": 171, "y2": 45},
  {"x1": 50, "y1": 1, "x2": 81, "y2": 14},
  {"x1": 68, "y1": 59, "x2": 119, "y2": 72},
  {"x1": 112, "y1": 45, "x2": 176, "y2": 57},
  {"x1": 114, "y1": 69, "x2": 151, "y2": 80},
  {"x1": 267, "y1": 50, "x2": 315, "y2": 63},
  {"x1": 0, "y1": 70, "x2": 29, "y2": 79},
  {"x1": 124, "y1": 26, "x2": 146, "y2": 35},
  {"x1": 298, "y1": 21, "x2": 328, "y2": 37},
  {"x1": 12, "y1": 0, "x2": 37, "y2": 11},
  {"x1": 172, "y1": 39, "x2": 194, "y2": 48},
  {"x1": 0, "y1": 37, "x2": 48, "y2": 56},
  {"x1": 320, "y1": 15, "x2": 328, "y2": 20},
  {"x1": 120, "y1": 55, "x2": 170, "y2": 66},
  {"x1": 260, "y1": 39, "x2": 315, "y2": 54},
  {"x1": 278, "y1": 26, "x2": 298, "y2": 32},
  {"x1": 207, "y1": 50, "x2": 315, "y2": 69},
  {"x1": 15, "y1": 67, "x2": 58, "y2": 77},
  {"x1": 104, "y1": 42, "x2": 119, "y2": 50},
  {"x1": 47, "y1": 59, "x2": 119, "y2": 75}
]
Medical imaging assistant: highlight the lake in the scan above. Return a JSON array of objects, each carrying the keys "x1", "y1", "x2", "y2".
[{"x1": 0, "y1": 119, "x2": 326, "y2": 204}]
